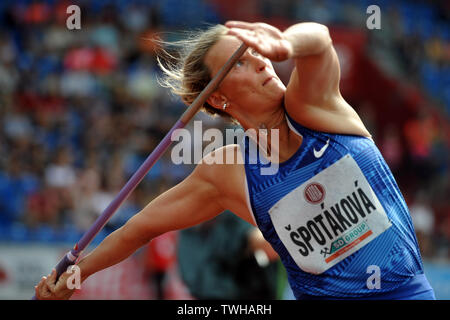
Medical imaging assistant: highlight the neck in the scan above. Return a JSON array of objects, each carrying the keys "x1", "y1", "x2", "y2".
[
  {"x1": 257, "y1": 112, "x2": 285, "y2": 131},
  {"x1": 235, "y1": 108, "x2": 302, "y2": 163},
  {"x1": 237, "y1": 108, "x2": 286, "y2": 133}
]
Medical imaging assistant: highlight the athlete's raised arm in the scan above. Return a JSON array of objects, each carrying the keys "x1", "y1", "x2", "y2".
[{"x1": 225, "y1": 21, "x2": 370, "y2": 137}]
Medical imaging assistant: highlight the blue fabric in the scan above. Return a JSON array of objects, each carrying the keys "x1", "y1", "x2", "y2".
[
  {"x1": 296, "y1": 274, "x2": 435, "y2": 300},
  {"x1": 240, "y1": 112, "x2": 431, "y2": 299}
]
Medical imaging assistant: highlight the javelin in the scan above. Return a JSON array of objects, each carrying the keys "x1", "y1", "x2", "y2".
[{"x1": 32, "y1": 42, "x2": 248, "y2": 299}]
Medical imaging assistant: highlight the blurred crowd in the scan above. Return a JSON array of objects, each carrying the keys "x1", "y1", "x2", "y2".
[{"x1": 0, "y1": 0, "x2": 448, "y2": 269}]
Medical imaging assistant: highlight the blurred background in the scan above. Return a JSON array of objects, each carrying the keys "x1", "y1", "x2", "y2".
[{"x1": 0, "y1": 0, "x2": 448, "y2": 300}]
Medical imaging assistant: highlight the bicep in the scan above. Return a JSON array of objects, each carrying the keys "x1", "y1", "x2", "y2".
[{"x1": 125, "y1": 167, "x2": 223, "y2": 241}]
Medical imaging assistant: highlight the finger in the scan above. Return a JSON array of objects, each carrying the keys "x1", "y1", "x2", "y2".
[
  {"x1": 255, "y1": 23, "x2": 283, "y2": 35},
  {"x1": 226, "y1": 21, "x2": 281, "y2": 36},
  {"x1": 227, "y1": 27, "x2": 256, "y2": 38},
  {"x1": 228, "y1": 28, "x2": 273, "y2": 48},
  {"x1": 227, "y1": 28, "x2": 260, "y2": 47},
  {"x1": 49, "y1": 268, "x2": 57, "y2": 281},
  {"x1": 38, "y1": 279, "x2": 51, "y2": 299},
  {"x1": 225, "y1": 21, "x2": 256, "y2": 30},
  {"x1": 45, "y1": 271, "x2": 57, "y2": 293},
  {"x1": 55, "y1": 271, "x2": 70, "y2": 291},
  {"x1": 37, "y1": 277, "x2": 45, "y2": 293}
]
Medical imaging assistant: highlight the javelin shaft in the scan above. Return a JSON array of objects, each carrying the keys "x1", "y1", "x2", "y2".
[{"x1": 32, "y1": 43, "x2": 248, "y2": 299}]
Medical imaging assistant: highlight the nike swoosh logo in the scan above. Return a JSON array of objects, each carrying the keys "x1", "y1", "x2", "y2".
[{"x1": 313, "y1": 138, "x2": 330, "y2": 158}]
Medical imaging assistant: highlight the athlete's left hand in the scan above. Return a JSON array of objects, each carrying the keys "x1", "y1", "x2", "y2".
[
  {"x1": 35, "y1": 268, "x2": 75, "y2": 300},
  {"x1": 225, "y1": 21, "x2": 293, "y2": 62}
]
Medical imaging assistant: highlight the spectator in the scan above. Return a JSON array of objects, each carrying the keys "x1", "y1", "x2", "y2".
[
  {"x1": 70, "y1": 158, "x2": 101, "y2": 231},
  {"x1": 25, "y1": 181, "x2": 61, "y2": 228},
  {"x1": 43, "y1": 146, "x2": 76, "y2": 226},
  {"x1": 379, "y1": 124, "x2": 404, "y2": 174},
  {"x1": 410, "y1": 191, "x2": 436, "y2": 258},
  {"x1": 144, "y1": 231, "x2": 178, "y2": 300},
  {"x1": 0, "y1": 155, "x2": 39, "y2": 226}
]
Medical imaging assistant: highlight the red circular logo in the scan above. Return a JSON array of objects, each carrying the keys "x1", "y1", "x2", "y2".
[{"x1": 304, "y1": 182, "x2": 325, "y2": 204}]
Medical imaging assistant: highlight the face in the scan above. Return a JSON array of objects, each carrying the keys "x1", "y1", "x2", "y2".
[{"x1": 204, "y1": 35, "x2": 286, "y2": 114}]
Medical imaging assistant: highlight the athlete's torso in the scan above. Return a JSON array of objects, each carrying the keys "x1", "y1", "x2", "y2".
[{"x1": 239, "y1": 112, "x2": 425, "y2": 298}]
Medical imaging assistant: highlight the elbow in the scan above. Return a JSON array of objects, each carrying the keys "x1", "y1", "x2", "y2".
[
  {"x1": 314, "y1": 23, "x2": 332, "y2": 53},
  {"x1": 307, "y1": 22, "x2": 330, "y2": 36},
  {"x1": 304, "y1": 22, "x2": 332, "y2": 54},
  {"x1": 288, "y1": 22, "x2": 332, "y2": 56}
]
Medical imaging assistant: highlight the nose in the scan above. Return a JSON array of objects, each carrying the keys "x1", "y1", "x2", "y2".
[
  {"x1": 247, "y1": 51, "x2": 267, "y2": 73},
  {"x1": 256, "y1": 61, "x2": 266, "y2": 73},
  {"x1": 254, "y1": 56, "x2": 267, "y2": 73}
]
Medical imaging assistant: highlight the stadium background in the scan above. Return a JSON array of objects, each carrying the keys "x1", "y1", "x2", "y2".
[{"x1": 0, "y1": 0, "x2": 448, "y2": 299}]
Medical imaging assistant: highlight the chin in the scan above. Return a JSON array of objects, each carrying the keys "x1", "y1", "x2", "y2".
[
  {"x1": 276, "y1": 84, "x2": 287, "y2": 100},
  {"x1": 274, "y1": 78, "x2": 287, "y2": 92}
]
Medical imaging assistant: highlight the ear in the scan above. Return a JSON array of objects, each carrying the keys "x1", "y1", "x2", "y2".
[{"x1": 206, "y1": 92, "x2": 227, "y2": 110}]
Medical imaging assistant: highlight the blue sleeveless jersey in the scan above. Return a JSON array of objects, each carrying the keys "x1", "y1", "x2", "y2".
[{"x1": 240, "y1": 113, "x2": 427, "y2": 298}]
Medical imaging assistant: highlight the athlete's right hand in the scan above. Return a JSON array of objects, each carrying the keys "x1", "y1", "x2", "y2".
[
  {"x1": 34, "y1": 268, "x2": 75, "y2": 300},
  {"x1": 225, "y1": 21, "x2": 293, "y2": 62}
]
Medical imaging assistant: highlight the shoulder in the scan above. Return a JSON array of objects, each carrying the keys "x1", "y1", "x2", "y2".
[
  {"x1": 194, "y1": 144, "x2": 256, "y2": 225},
  {"x1": 195, "y1": 144, "x2": 245, "y2": 191},
  {"x1": 201, "y1": 144, "x2": 243, "y2": 165}
]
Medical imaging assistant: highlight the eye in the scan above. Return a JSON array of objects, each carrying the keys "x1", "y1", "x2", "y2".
[
  {"x1": 250, "y1": 49, "x2": 261, "y2": 57},
  {"x1": 235, "y1": 60, "x2": 244, "y2": 67}
]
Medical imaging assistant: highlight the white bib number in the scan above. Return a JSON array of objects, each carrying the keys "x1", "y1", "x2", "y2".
[{"x1": 269, "y1": 155, "x2": 392, "y2": 274}]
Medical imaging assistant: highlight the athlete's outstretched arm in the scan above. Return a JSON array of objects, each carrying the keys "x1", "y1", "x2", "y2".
[{"x1": 34, "y1": 161, "x2": 224, "y2": 300}]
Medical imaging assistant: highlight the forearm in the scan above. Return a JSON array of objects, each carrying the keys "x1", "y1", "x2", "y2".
[
  {"x1": 75, "y1": 164, "x2": 223, "y2": 283},
  {"x1": 76, "y1": 221, "x2": 151, "y2": 282},
  {"x1": 283, "y1": 22, "x2": 332, "y2": 58}
]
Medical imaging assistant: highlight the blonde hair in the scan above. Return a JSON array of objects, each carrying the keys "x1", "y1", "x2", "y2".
[{"x1": 156, "y1": 24, "x2": 232, "y2": 121}]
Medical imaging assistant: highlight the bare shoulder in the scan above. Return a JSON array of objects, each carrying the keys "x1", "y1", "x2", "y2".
[
  {"x1": 195, "y1": 144, "x2": 256, "y2": 226},
  {"x1": 195, "y1": 144, "x2": 245, "y2": 198}
]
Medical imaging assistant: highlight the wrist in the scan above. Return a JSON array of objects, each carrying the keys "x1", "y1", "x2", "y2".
[
  {"x1": 280, "y1": 37, "x2": 295, "y2": 60},
  {"x1": 76, "y1": 258, "x2": 93, "y2": 283}
]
